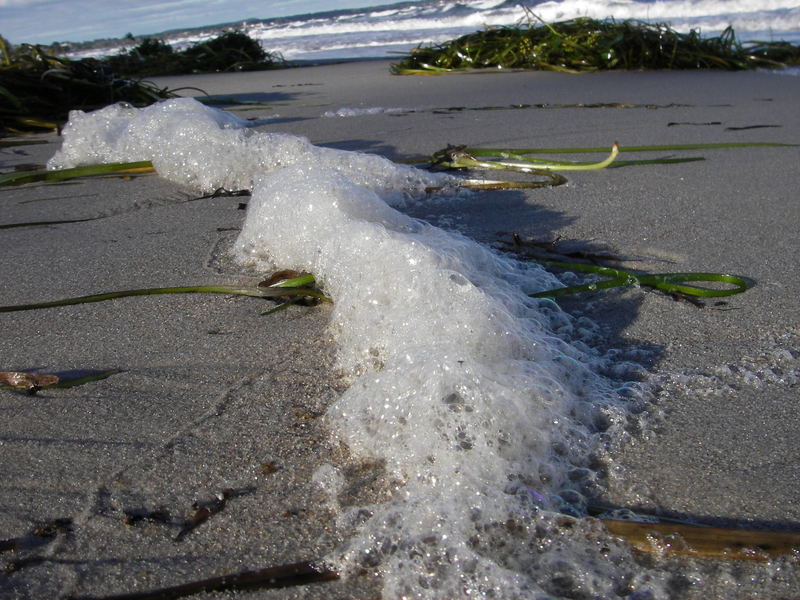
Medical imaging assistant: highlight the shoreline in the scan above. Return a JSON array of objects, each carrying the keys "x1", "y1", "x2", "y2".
[{"x1": 1, "y1": 62, "x2": 799, "y2": 598}]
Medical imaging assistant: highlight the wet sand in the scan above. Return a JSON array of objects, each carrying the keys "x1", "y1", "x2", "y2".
[{"x1": 1, "y1": 60, "x2": 798, "y2": 598}]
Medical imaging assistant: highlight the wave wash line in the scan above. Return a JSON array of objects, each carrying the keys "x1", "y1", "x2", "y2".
[{"x1": 48, "y1": 98, "x2": 657, "y2": 598}]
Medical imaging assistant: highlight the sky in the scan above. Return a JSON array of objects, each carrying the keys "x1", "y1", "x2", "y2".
[{"x1": 0, "y1": 0, "x2": 387, "y2": 45}]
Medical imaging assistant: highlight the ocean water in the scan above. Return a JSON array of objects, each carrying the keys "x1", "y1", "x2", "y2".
[
  {"x1": 66, "y1": 0, "x2": 800, "y2": 62},
  {"x1": 152, "y1": 0, "x2": 800, "y2": 61}
]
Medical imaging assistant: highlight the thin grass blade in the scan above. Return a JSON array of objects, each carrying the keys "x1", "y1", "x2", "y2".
[
  {"x1": 0, "y1": 284, "x2": 329, "y2": 313},
  {"x1": 0, "y1": 161, "x2": 155, "y2": 187}
]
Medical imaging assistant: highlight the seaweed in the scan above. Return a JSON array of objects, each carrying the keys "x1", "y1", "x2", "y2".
[
  {"x1": 0, "y1": 31, "x2": 285, "y2": 135},
  {"x1": 0, "y1": 38, "x2": 174, "y2": 135},
  {"x1": 0, "y1": 161, "x2": 155, "y2": 186},
  {"x1": 0, "y1": 274, "x2": 330, "y2": 314},
  {"x1": 392, "y1": 18, "x2": 800, "y2": 74},
  {"x1": 601, "y1": 518, "x2": 800, "y2": 562},
  {"x1": 528, "y1": 259, "x2": 752, "y2": 300},
  {"x1": 105, "y1": 31, "x2": 287, "y2": 78},
  {"x1": 424, "y1": 141, "x2": 796, "y2": 189}
]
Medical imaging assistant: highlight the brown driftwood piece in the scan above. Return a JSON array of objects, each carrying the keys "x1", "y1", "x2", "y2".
[{"x1": 602, "y1": 518, "x2": 800, "y2": 561}]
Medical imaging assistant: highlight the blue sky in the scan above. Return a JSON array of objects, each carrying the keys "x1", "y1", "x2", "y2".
[{"x1": 1, "y1": 0, "x2": 384, "y2": 45}]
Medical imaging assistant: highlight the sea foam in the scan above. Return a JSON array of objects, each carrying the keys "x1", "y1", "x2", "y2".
[
  {"x1": 49, "y1": 98, "x2": 658, "y2": 598},
  {"x1": 49, "y1": 98, "x2": 448, "y2": 199}
]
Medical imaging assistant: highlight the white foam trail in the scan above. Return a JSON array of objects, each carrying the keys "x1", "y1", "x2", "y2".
[
  {"x1": 49, "y1": 98, "x2": 657, "y2": 598},
  {"x1": 48, "y1": 99, "x2": 448, "y2": 198}
]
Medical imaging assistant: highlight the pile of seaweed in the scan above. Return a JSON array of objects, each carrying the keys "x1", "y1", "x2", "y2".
[
  {"x1": 0, "y1": 31, "x2": 285, "y2": 135},
  {"x1": 392, "y1": 18, "x2": 800, "y2": 74},
  {"x1": 104, "y1": 31, "x2": 286, "y2": 78},
  {"x1": 1, "y1": 37, "x2": 171, "y2": 135}
]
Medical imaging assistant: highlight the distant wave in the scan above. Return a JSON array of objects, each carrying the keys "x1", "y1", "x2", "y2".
[
  {"x1": 243, "y1": 0, "x2": 800, "y2": 60},
  {"x1": 69, "y1": 0, "x2": 800, "y2": 61}
]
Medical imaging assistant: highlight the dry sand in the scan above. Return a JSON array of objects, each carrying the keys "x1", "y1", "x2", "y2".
[{"x1": 1, "y1": 60, "x2": 798, "y2": 598}]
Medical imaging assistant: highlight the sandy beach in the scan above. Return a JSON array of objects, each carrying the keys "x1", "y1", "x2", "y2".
[{"x1": 1, "y1": 60, "x2": 799, "y2": 599}]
